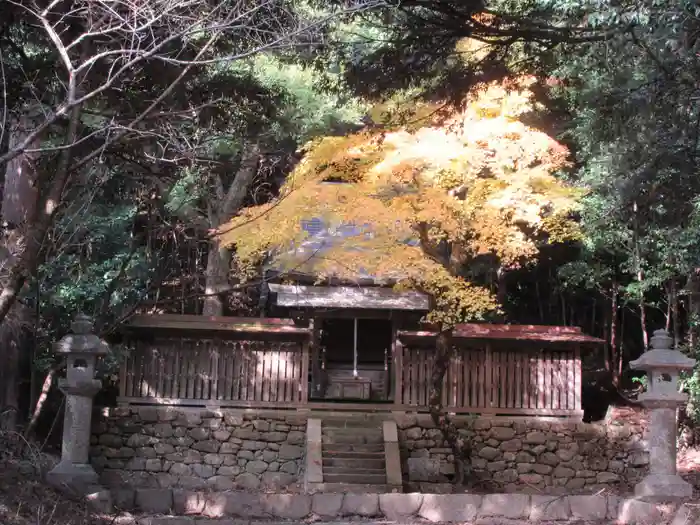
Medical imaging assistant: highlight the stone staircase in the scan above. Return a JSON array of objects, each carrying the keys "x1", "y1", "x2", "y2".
[{"x1": 304, "y1": 416, "x2": 402, "y2": 493}]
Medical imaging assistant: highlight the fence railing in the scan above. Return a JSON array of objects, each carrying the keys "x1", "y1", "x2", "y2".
[
  {"x1": 394, "y1": 345, "x2": 581, "y2": 416},
  {"x1": 394, "y1": 325, "x2": 592, "y2": 417},
  {"x1": 118, "y1": 315, "x2": 311, "y2": 407}
]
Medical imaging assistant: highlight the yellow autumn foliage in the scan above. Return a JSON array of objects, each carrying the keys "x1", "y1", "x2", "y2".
[{"x1": 218, "y1": 77, "x2": 582, "y2": 325}]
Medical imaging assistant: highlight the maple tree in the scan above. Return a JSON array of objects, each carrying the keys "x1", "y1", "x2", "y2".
[{"x1": 220, "y1": 76, "x2": 581, "y2": 325}]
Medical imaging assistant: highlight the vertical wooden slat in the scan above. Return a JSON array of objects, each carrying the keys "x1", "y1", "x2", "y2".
[
  {"x1": 161, "y1": 346, "x2": 171, "y2": 398},
  {"x1": 289, "y1": 344, "x2": 297, "y2": 402},
  {"x1": 186, "y1": 341, "x2": 196, "y2": 399},
  {"x1": 537, "y1": 349, "x2": 545, "y2": 409},
  {"x1": 301, "y1": 340, "x2": 310, "y2": 402},
  {"x1": 574, "y1": 346, "x2": 582, "y2": 411},
  {"x1": 514, "y1": 351, "x2": 522, "y2": 409},
  {"x1": 211, "y1": 341, "x2": 219, "y2": 402},
  {"x1": 403, "y1": 348, "x2": 411, "y2": 405},
  {"x1": 139, "y1": 344, "x2": 149, "y2": 398},
  {"x1": 231, "y1": 342, "x2": 241, "y2": 400},
  {"x1": 394, "y1": 338, "x2": 403, "y2": 406},
  {"x1": 174, "y1": 341, "x2": 183, "y2": 398},
  {"x1": 566, "y1": 350, "x2": 574, "y2": 410},
  {"x1": 270, "y1": 346, "x2": 279, "y2": 402},
  {"x1": 261, "y1": 346, "x2": 269, "y2": 402},
  {"x1": 490, "y1": 348, "x2": 500, "y2": 408},
  {"x1": 484, "y1": 345, "x2": 492, "y2": 408},
  {"x1": 522, "y1": 353, "x2": 531, "y2": 409},
  {"x1": 553, "y1": 352, "x2": 561, "y2": 410},
  {"x1": 505, "y1": 351, "x2": 513, "y2": 409},
  {"x1": 255, "y1": 343, "x2": 265, "y2": 402},
  {"x1": 468, "y1": 350, "x2": 476, "y2": 409},
  {"x1": 543, "y1": 350, "x2": 552, "y2": 410},
  {"x1": 120, "y1": 341, "x2": 136, "y2": 397},
  {"x1": 281, "y1": 347, "x2": 288, "y2": 402},
  {"x1": 195, "y1": 341, "x2": 204, "y2": 399},
  {"x1": 241, "y1": 341, "x2": 250, "y2": 401}
]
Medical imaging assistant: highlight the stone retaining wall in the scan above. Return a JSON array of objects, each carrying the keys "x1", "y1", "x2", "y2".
[
  {"x1": 399, "y1": 407, "x2": 650, "y2": 493},
  {"x1": 112, "y1": 490, "x2": 680, "y2": 524},
  {"x1": 90, "y1": 407, "x2": 308, "y2": 492},
  {"x1": 91, "y1": 406, "x2": 649, "y2": 495}
]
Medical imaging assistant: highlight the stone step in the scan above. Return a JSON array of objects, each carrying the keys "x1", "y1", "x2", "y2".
[
  {"x1": 321, "y1": 432, "x2": 383, "y2": 445},
  {"x1": 307, "y1": 482, "x2": 395, "y2": 493},
  {"x1": 323, "y1": 457, "x2": 386, "y2": 469},
  {"x1": 322, "y1": 450, "x2": 386, "y2": 460},
  {"x1": 322, "y1": 443, "x2": 384, "y2": 453},
  {"x1": 322, "y1": 472, "x2": 387, "y2": 484},
  {"x1": 319, "y1": 416, "x2": 387, "y2": 428},
  {"x1": 323, "y1": 464, "x2": 386, "y2": 474}
]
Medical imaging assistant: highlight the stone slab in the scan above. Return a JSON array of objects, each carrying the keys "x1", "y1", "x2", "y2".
[
  {"x1": 341, "y1": 494, "x2": 379, "y2": 516},
  {"x1": 312, "y1": 493, "x2": 343, "y2": 518},
  {"x1": 378, "y1": 493, "x2": 423, "y2": 520},
  {"x1": 672, "y1": 504, "x2": 700, "y2": 525},
  {"x1": 305, "y1": 441, "x2": 323, "y2": 484},
  {"x1": 529, "y1": 495, "x2": 570, "y2": 521},
  {"x1": 135, "y1": 488, "x2": 173, "y2": 514},
  {"x1": 221, "y1": 492, "x2": 268, "y2": 518},
  {"x1": 307, "y1": 419, "x2": 322, "y2": 444},
  {"x1": 261, "y1": 494, "x2": 311, "y2": 519},
  {"x1": 173, "y1": 491, "x2": 206, "y2": 515},
  {"x1": 418, "y1": 494, "x2": 482, "y2": 522},
  {"x1": 617, "y1": 498, "x2": 665, "y2": 525},
  {"x1": 382, "y1": 420, "x2": 398, "y2": 442},
  {"x1": 384, "y1": 441, "x2": 402, "y2": 486},
  {"x1": 568, "y1": 494, "x2": 608, "y2": 520},
  {"x1": 479, "y1": 494, "x2": 530, "y2": 519}
]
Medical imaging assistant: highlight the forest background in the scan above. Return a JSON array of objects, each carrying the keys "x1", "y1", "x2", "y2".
[{"x1": 1, "y1": 0, "x2": 700, "y2": 445}]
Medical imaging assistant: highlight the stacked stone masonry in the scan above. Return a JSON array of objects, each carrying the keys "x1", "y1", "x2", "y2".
[
  {"x1": 399, "y1": 407, "x2": 650, "y2": 493},
  {"x1": 115, "y1": 490, "x2": 686, "y2": 525},
  {"x1": 91, "y1": 406, "x2": 649, "y2": 493},
  {"x1": 90, "y1": 407, "x2": 308, "y2": 492}
]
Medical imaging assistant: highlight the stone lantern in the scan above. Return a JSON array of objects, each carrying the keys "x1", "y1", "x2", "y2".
[
  {"x1": 47, "y1": 313, "x2": 110, "y2": 490},
  {"x1": 629, "y1": 329, "x2": 696, "y2": 501}
]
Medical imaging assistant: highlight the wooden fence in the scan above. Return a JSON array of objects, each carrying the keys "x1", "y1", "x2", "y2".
[
  {"x1": 394, "y1": 345, "x2": 581, "y2": 416},
  {"x1": 118, "y1": 315, "x2": 311, "y2": 407},
  {"x1": 394, "y1": 325, "x2": 597, "y2": 417},
  {"x1": 117, "y1": 316, "x2": 599, "y2": 418}
]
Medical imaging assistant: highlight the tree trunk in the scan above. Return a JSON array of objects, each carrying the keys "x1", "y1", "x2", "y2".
[
  {"x1": 0, "y1": 113, "x2": 42, "y2": 430},
  {"x1": 428, "y1": 328, "x2": 471, "y2": 485},
  {"x1": 202, "y1": 240, "x2": 231, "y2": 316},
  {"x1": 201, "y1": 144, "x2": 260, "y2": 316},
  {"x1": 670, "y1": 278, "x2": 682, "y2": 347},
  {"x1": 639, "y1": 269, "x2": 649, "y2": 350},
  {"x1": 610, "y1": 279, "x2": 619, "y2": 386}
]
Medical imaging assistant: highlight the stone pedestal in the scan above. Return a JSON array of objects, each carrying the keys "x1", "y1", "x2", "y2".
[
  {"x1": 630, "y1": 329, "x2": 696, "y2": 502},
  {"x1": 46, "y1": 314, "x2": 110, "y2": 492}
]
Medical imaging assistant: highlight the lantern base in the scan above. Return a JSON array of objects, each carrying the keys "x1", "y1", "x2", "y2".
[
  {"x1": 46, "y1": 461, "x2": 99, "y2": 492},
  {"x1": 634, "y1": 473, "x2": 693, "y2": 502}
]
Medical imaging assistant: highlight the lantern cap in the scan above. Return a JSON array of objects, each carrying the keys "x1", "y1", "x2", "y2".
[
  {"x1": 53, "y1": 314, "x2": 110, "y2": 356},
  {"x1": 629, "y1": 329, "x2": 695, "y2": 372}
]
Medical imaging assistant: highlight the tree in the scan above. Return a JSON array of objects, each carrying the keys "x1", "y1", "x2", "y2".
[
  {"x1": 0, "y1": 0, "x2": 381, "y2": 428},
  {"x1": 0, "y1": 0, "x2": 381, "y2": 325},
  {"x1": 219, "y1": 76, "x2": 582, "y2": 482}
]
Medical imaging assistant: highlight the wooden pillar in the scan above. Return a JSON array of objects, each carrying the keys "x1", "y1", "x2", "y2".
[
  {"x1": 574, "y1": 345, "x2": 582, "y2": 412},
  {"x1": 300, "y1": 339, "x2": 310, "y2": 402},
  {"x1": 310, "y1": 318, "x2": 321, "y2": 398},
  {"x1": 393, "y1": 335, "x2": 403, "y2": 407}
]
